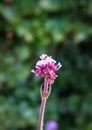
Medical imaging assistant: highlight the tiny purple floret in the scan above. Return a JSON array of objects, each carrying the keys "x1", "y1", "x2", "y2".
[
  {"x1": 45, "y1": 120, "x2": 58, "y2": 130},
  {"x1": 31, "y1": 54, "x2": 62, "y2": 84}
]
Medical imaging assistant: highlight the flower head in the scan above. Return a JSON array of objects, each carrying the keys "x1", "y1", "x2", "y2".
[
  {"x1": 31, "y1": 54, "x2": 62, "y2": 84},
  {"x1": 45, "y1": 120, "x2": 58, "y2": 130}
]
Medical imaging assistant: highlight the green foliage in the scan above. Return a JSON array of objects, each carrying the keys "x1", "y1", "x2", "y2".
[{"x1": 0, "y1": 0, "x2": 92, "y2": 130}]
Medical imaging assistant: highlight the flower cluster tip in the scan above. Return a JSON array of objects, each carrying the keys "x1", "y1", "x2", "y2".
[{"x1": 31, "y1": 54, "x2": 62, "y2": 84}]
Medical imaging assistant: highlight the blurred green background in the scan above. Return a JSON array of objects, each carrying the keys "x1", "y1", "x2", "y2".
[{"x1": 0, "y1": 0, "x2": 92, "y2": 130}]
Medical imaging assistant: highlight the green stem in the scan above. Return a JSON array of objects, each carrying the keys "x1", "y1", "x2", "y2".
[{"x1": 38, "y1": 78, "x2": 48, "y2": 130}]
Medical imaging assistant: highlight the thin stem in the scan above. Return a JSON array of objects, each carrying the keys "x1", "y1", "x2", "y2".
[
  {"x1": 44, "y1": 78, "x2": 48, "y2": 94},
  {"x1": 38, "y1": 98, "x2": 47, "y2": 130},
  {"x1": 38, "y1": 78, "x2": 48, "y2": 130}
]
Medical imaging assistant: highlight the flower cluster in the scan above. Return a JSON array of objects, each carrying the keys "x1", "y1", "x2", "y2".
[
  {"x1": 31, "y1": 54, "x2": 62, "y2": 84},
  {"x1": 45, "y1": 120, "x2": 58, "y2": 130}
]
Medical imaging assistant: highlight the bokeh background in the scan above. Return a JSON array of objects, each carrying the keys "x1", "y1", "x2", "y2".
[{"x1": 0, "y1": 0, "x2": 92, "y2": 130}]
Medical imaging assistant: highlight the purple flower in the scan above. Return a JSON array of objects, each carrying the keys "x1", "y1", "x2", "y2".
[
  {"x1": 31, "y1": 54, "x2": 62, "y2": 84},
  {"x1": 45, "y1": 120, "x2": 59, "y2": 130}
]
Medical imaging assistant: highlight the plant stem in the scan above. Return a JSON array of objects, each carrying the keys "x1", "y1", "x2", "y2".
[{"x1": 38, "y1": 78, "x2": 48, "y2": 130}]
